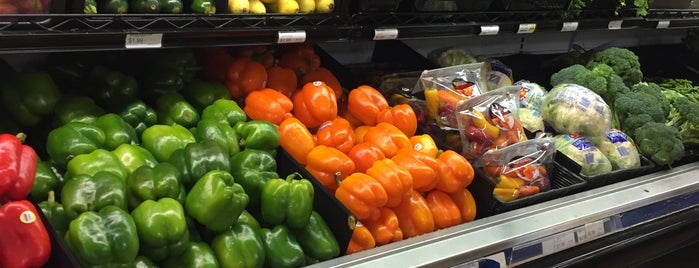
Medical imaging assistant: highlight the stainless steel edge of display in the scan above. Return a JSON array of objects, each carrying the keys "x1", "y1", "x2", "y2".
[{"x1": 311, "y1": 162, "x2": 699, "y2": 268}]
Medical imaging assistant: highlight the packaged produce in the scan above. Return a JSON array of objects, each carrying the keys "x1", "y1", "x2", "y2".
[
  {"x1": 555, "y1": 134, "x2": 613, "y2": 176},
  {"x1": 454, "y1": 86, "x2": 527, "y2": 161},
  {"x1": 482, "y1": 58, "x2": 514, "y2": 91},
  {"x1": 514, "y1": 80, "x2": 547, "y2": 132},
  {"x1": 482, "y1": 138, "x2": 556, "y2": 202},
  {"x1": 593, "y1": 129, "x2": 641, "y2": 170},
  {"x1": 541, "y1": 83, "x2": 612, "y2": 139},
  {"x1": 417, "y1": 62, "x2": 488, "y2": 127},
  {"x1": 427, "y1": 47, "x2": 478, "y2": 68}
]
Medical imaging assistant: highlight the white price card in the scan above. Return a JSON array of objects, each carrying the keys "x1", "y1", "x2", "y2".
[
  {"x1": 277, "y1": 30, "x2": 306, "y2": 44},
  {"x1": 517, "y1": 23, "x2": 536, "y2": 34},
  {"x1": 542, "y1": 232, "x2": 577, "y2": 255},
  {"x1": 125, "y1": 33, "x2": 162, "y2": 49},
  {"x1": 561, "y1": 22, "x2": 579, "y2": 32},
  {"x1": 657, "y1": 20, "x2": 671, "y2": 29},
  {"x1": 608, "y1": 20, "x2": 623, "y2": 30},
  {"x1": 582, "y1": 220, "x2": 606, "y2": 242},
  {"x1": 373, "y1": 28, "x2": 399, "y2": 40},
  {"x1": 479, "y1": 25, "x2": 500, "y2": 35}
]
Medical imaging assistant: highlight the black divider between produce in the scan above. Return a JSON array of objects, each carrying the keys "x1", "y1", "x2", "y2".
[
  {"x1": 27, "y1": 195, "x2": 80, "y2": 268},
  {"x1": 275, "y1": 147, "x2": 355, "y2": 256},
  {"x1": 555, "y1": 153, "x2": 660, "y2": 189},
  {"x1": 469, "y1": 162, "x2": 587, "y2": 218}
]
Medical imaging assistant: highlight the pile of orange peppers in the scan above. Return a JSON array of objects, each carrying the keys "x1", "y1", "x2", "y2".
[{"x1": 249, "y1": 81, "x2": 478, "y2": 254}]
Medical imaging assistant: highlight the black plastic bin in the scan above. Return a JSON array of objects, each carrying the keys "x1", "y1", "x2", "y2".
[{"x1": 555, "y1": 153, "x2": 660, "y2": 190}]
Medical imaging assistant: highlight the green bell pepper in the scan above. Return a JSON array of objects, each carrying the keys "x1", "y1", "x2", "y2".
[
  {"x1": 211, "y1": 223, "x2": 265, "y2": 268},
  {"x1": 261, "y1": 173, "x2": 314, "y2": 229},
  {"x1": 87, "y1": 65, "x2": 139, "y2": 105},
  {"x1": 31, "y1": 160, "x2": 64, "y2": 202},
  {"x1": 157, "y1": 92, "x2": 200, "y2": 129},
  {"x1": 185, "y1": 170, "x2": 248, "y2": 232},
  {"x1": 142, "y1": 68, "x2": 185, "y2": 97},
  {"x1": 230, "y1": 149, "x2": 279, "y2": 209},
  {"x1": 0, "y1": 71, "x2": 60, "y2": 127},
  {"x1": 38, "y1": 191, "x2": 69, "y2": 238},
  {"x1": 182, "y1": 80, "x2": 231, "y2": 112},
  {"x1": 46, "y1": 122, "x2": 106, "y2": 167},
  {"x1": 145, "y1": 49, "x2": 199, "y2": 85},
  {"x1": 65, "y1": 149, "x2": 128, "y2": 182},
  {"x1": 61, "y1": 171, "x2": 127, "y2": 220},
  {"x1": 112, "y1": 143, "x2": 158, "y2": 176},
  {"x1": 119, "y1": 100, "x2": 158, "y2": 135},
  {"x1": 201, "y1": 99, "x2": 247, "y2": 126},
  {"x1": 131, "y1": 197, "x2": 190, "y2": 262},
  {"x1": 52, "y1": 95, "x2": 105, "y2": 126},
  {"x1": 258, "y1": 225, "x2": 305, "y2": 268},
  {"x1": 237, "y1": 210, "x2": 261, "y2": 231},
  {"x1": 65, "y1": 206, "x2": 139, "y2": 267},
  {"x1": 95, "y1": 113, "x2": 139, "y2": 151},
  {"x1": 127, "y1": 162, "x2": 187, "y2": 210},
  {"x1": 141, "y1": 124, "x2": 196, "y2": 162},
  {"x1": 234, "y1": 120, "x2": 281, "y2": 152},
  {"x1": 134, "y1": 256, "x2": 158, "y2": 268},
  {"x1": 194, "y1": 118, "x2": 240, "y2": 157},
  {"x1": 168, "y1": 140, "x2": 231, "y2": 189},
  {"x1": 186, "y1": 216, "x2": 203, "y2": 242},
  {"x1": 292, "y1": 211, "x2": 340, "y2": 261},
  {"x1": 162, "y1": 241, "x2": 220, "y2": 268}
]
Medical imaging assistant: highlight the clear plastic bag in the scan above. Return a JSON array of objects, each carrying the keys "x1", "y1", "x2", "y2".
[
  {"x1": 481, "y1": 138, "x2": 556, "y2": 202},
  {"x1": 514, "y1": 80, "x2": 547, "y2": 133},
  {"x1": 416, "y1": 62, "x2": 488, "y2": 127},
  {"x1": 540, "y1": 83, "x2": 612, "y2": 139},
  {"x1": 554, "y1": 133, "x2": 613, "y2": 176},
  {"x1": 454, "y1": 86, "x2": 528, "y2": 161}
]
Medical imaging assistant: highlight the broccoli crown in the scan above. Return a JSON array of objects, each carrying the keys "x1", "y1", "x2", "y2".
[
  {"x1": 586, "y1": 47, "x2": 643, "y2": 87},
  {"x1": 550, "y1": 64, "x2": 607, "y2": 97},
  {"x1": 590, "y1": 63, "x2": 630, "y2": 103},
  {"x1": 614, "y1": 91, "x2": 667, "y2": 127},
  {"x1": 634, "y1": 122, "x2": 685, "y2": 166},
  {"x1": 631, "y1": 82, "x2": 672, "y2": 116}
]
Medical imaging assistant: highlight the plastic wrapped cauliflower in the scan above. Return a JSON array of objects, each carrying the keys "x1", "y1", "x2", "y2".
[
  {"x1": 555, "y1": 134, "x2": 613, "y2": 176},
  {"x1": 593, "y1": 129, "x2": 641, "y2": 170},
  {"x1": 515, "y1": 81, "x2": 547, "y2": 132},
  {"x1": 541, "y1": 83, "x2": 612, "y2": 139}
]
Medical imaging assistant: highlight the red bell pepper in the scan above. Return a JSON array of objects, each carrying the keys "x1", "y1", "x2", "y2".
[
  {"x1": 0, "y1": 200, "x2": 52, "y2": 268},
  {"x1": 0, "y1": 133, "x2": 37, "y2": 202}
]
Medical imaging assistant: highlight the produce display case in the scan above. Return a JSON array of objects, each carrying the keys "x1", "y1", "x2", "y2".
[{"x1": 4, "y1": 2, "x2": 699, "y2": 267}]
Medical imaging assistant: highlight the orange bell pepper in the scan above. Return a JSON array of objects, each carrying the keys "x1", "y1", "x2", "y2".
[
  {"x1": 278, "y1": 44, "x2": 321, "y2": 76},
  {"x1": 243, "y1": 88, "x2": 293, "y2": 125},
  {"x1": 225, "y1": 58, "x2": 268, "y2": 99},
  {"x1": 335, "y1": 172, "x2": 388, "y2": 221},
  {"x1": 409, "y1": 134, "x2": 439, "y2": 158},
  {"x1": 348, "y1": 85, "x2": 389, "y2": 126},
  {"x1": 301, "y1": 67, "x2": 343, "y2": 100},
  {"x1": 292, "y1": 81, "x2": 338, "y2": 129},
  {"x1": 346, "y1": 224, "x2": 375, "y2": 255},
  {"x1": 266, "y1": 65, "x2": 298, "y2": 98},
  {"x1": 435, "y1": 150, "x2": 475, "y2": 193},
  {"x1": 232, "y1": 45, "x2": 275, "y2": 68},
  {"x1": 364, "y1": 207, "x2": 403, "y2": 246},
  {"x1": 354, "y1": 125, "x2": 370, "y2": 144},
  {"x1": 449, "y1": 188, "x2": 477, "y2": 223},
  {"x1": 425, "y1": 190, "x2": 462, "y2": 229},
  {"x1": 393, "y1": 190, "x2": 435, "y2": 238},
  {"x1": 363, "y1": 123, "x2": 411, "y2": 158},
  {"x1": 315, "y1": 117, "x2": 355, "y2": 154},
  {"x1": 278, "y1": 117, "x2": 316, "y2": 165},
  {"x1": 366, "y1": 159, "x2": 413, "y2": 208},
  {"x1": 305, "y1": 145, "x2": 355, "y2": 192},
  {"x1": 347, "y1": 142, "x2": 385, "y2": 174},
  {"x1": 376, "y1": 104, "x2": 418, "y2": 137},
  {"x1": 391, "y1": 149, "x2": 439, "y2": 192}
]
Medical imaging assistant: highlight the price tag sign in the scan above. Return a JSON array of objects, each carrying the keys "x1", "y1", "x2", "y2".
[
  {"x1": 517, "y1": 23, "x2": 536, "y2": 34},
  {"x1": 561, "y1": 22, "x2": 579, "y2": 32},
  {"x1": 542, "y1": 232, "x2": 576, "y2": 255},
  {"x1": 657, "y1": 20, "x2": 671, "y2": 29},
  {"x1": 277, "y1": 30, "x2": 306, "y2": 44},
  {"x1": 125, "y1": 33, "x2": 163, "y2": 49},
  {"x1": 373, "y1": 28, "x2": 399, "y2": 40},
  {"x1": 582, "y1": 220, "x2": 606, "y2": 242},
  {"x1": 608, "y1": 20, "x2": 623, "y2": 30},
  {"x1": 479, "y1": 25, "x2": 499, "y2": 35}
]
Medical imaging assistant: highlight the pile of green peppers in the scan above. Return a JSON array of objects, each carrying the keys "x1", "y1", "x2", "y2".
[{"x1": 22, "y1": 56, "x2": 341, "y2": 267}]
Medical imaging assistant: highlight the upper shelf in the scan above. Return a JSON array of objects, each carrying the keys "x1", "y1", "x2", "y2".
[{"x1": 0, "y1": 8, "x2": 698, "y2": 53}]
